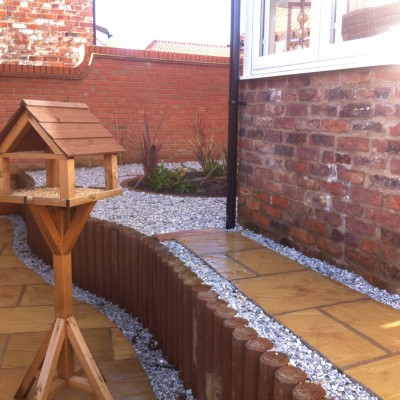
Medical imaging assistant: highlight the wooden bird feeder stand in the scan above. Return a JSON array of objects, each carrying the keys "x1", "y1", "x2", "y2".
[{"x1": 0, "y1": 100, "x2": 125, "y2": 399}]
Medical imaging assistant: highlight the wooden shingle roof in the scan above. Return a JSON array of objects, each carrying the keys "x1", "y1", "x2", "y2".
[{"x1": 0, "y1": 99, "x2": 124, "y2": 158}]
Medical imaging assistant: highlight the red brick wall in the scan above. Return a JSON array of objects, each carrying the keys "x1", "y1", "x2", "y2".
[
  {"x1": 238, "y1": 66, "x2": 400, "y2": 293},
  {"x1": 0, "y1": 45, "x2": 229, "y2": 213},
  {"x1": 0, "y1": 0, "x2": 93, "y2": 66},
  {"x1": 0, "y1": 45, "x2": 229, "y2": 167}
]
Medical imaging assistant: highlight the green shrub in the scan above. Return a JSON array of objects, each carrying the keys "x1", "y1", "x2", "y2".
[{"x1": 147, "y1": 165, "x2": 197, "y2": 193}]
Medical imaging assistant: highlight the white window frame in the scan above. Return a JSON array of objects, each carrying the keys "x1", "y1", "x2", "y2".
[{"x1": 243, "y1": 0, "x2": 400, "y2": 79}]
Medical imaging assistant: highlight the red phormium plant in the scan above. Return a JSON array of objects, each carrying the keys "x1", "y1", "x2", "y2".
[{"x1": 139, "y1": 113, "x2": 163, "y2": 176}]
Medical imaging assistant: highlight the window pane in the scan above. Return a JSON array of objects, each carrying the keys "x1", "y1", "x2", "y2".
[
  {"x1": 266, "y1": 0, "x2": 312, "y2": 55},
  {"x1": 334, "y1": 0, "x2": 400, "y2": 43}
]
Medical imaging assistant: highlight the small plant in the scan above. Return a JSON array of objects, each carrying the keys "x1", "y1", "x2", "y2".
[
  {"x1": 188, "y1": 113, "x2": 227, "y2": 178},
  {"x1": 148, "y1": 164, "x2": 197, "y2": 193},
  {"x1": 203, "y1": 159, "x2": 225, "y2": 177},
  {"x1": 215, "y1": 142, "x2": 228, "y2": 176},
  {"x1": 137, "y1": 113, "x2": 163, "y2": 176}
]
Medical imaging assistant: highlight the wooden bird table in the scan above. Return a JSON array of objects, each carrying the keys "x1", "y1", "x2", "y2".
[
  {"x1": 0, "y1": 187, "x2": 121, "y2": 399},
  {"x1": 0, "y1": 99, "x2": 125, "y2": 398}
]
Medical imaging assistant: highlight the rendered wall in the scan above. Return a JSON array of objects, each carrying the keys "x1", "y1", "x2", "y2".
[
  {"x1": 238, "y1": 66, "x2": 400, "y2": 293},
  {"x1": 0, "y1": 0, "x2": 93, "y2": 66}
]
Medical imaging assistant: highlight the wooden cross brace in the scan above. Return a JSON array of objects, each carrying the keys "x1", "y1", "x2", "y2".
[{"x1": 15, "y1": 203, "x2": 113, "y2": 399}]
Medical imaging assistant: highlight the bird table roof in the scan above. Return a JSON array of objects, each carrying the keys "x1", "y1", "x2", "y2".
[{"x1": 0, "y1": 99, "x2": 125, "y2": 158}]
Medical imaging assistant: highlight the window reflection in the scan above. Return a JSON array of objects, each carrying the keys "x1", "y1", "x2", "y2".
[
  {"x1": 339, "y1": 0, "x2": 400, "y2": 42},
  {"x1": 267, "y1": 0, "x2": 312, "y2": 55}
]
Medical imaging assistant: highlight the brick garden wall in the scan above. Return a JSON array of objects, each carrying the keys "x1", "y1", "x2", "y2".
[
  {"x1": 0, "y1": 0, "x2": 93, "y2": 66},
  {"x1": 238, "y1": 65, "x2": 400, "y2": 293},
  {"x1": 0, "y1": 45, "x2": 229, "y2": 214},
  {"x1": 0, "y1": 45, "x2": 229, "y2": 168}
]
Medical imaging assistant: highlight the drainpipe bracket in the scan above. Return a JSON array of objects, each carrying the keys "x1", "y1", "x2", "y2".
[{"x1": 228, "y1": 100, "x2": 247, "y2": 106}]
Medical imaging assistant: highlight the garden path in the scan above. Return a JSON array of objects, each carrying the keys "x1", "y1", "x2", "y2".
[{"x1": 159, "y1": 228, "x2": 400, "y2": 399}]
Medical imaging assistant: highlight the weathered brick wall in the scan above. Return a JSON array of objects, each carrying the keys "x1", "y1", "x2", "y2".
[
  {"x1": 238, "y1": 66, "x2": 400, "y2": 293},
  {"x1": 0, "y1": 0, "x2": 93, "y2": 66}
]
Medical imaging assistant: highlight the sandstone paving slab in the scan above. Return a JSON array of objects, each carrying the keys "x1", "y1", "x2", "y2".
[
  {"x1": 111, "y1": 327, "x2": 137, "y2": 361},
  {"x1": 0, "y1": 335, "x2": 7, "y2": 361},
  {"x1": 0, "y1": 255, "x2": 26, "y2": 269},
  {"x1": 0, "y1": 286, "x2": 24, "y2": 307},
  {"x1": 0, "y1": 221, "x2": 13, "y2": 247},
  {"x1": 234, "y1": 270, "x2": 367, "y2": 315},
  {"x1": 19, "y1": 284, "x2": 81, "y2": 307},
  {"x1": 79, "y1": 328, "x2": 114, "y2": 362},
  {"x1": 0, "y1": 367, "x2": 27, "y2": 400},
  {"x1": 98, "y1": 359, "x2": 156, "y2": 399},
  {"x1": 0, "y1": 243, "x2": 14, "y2": 256},
  {"x1": 74, "y1": 303, "x2": 116, "y2": 329},
  {"x1": 322, "y1": 299, "x2": 400, "y2": 352},
  {"x1": 176, "y1": 231, "x2": 261, "y2": 256},
  {"x1": 228, "y1": 247, "x2": 307, "y2": 276},
  {"x1": 276, "y1": 308, "x2": 386, "y2": 368},
  {"x1": 0, "y1": 304, "x2": 114, "y2": 335},
  {"x1": 0, "y1": 306, "x2": 54, "y2": 334},
  {"x1": 202, "y1": 254, "x2": 257, "y2": 280},
  {"x1": 0, "y1": 268, "x2": 46, "y2": 286},
  {"x1": 155, "y1": 227, "x2": 224, "y2": 241},
  {"x1": 19, "y1": 284, "x2": 57, "y2": 307},
  {"x1": 2, "y1": 331, "x2": 47, "y2": 368},
  {"x1": 346, "y1": 354, "x2": 400, "y2": 400}
]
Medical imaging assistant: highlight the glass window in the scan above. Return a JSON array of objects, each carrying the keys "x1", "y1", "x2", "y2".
[{"x1": 243, "y1": 0, "x2": 400, "y2": 78}]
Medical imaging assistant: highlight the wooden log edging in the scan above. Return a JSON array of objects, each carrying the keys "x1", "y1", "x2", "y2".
[{"x1": 25, "y1": 214, "x2": 327, "y2": 400}]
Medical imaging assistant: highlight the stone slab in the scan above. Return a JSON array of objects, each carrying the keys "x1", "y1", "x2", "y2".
[
  {"x1": 0, "y1": 268, "x2": 45, "y2": 286},
  {"x1": 0, "y1": 286, "x2": 23, "y2": 307},
  {"x1": 228, "y1": 247, "x2": 307, "y2": 276},
  {"x1": 202, "y1": 254, "x2": 257, "y2": 280},
  {"x1": 0, "y1": 255, "x2": 26, "y2": 270},
  {"x1": 235, "y1": 270, "x2": 367, "y2": 315},
  {"x1": 177, "y1": 231, "x2": 261, "y2": 256},
  {"x1": 277, "y1": 308, "x2": 386, "y2": 368},
  {"x1": 323, "y1": 299, "x2": 400, "y2": 352},
  {"x1": 346, "y1": 354, "x2": 400, "y2": 399}
]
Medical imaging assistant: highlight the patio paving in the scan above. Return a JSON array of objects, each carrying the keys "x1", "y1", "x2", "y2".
[
  {"x1": 158, "y1": 228, "x2": 400, "y2": 400},
  {"x1": 3, "y1": 215, "x2": 400, "y2": 399},
  {"x1": 0, "y1": 219, "x2": 156, "y2": 400}
]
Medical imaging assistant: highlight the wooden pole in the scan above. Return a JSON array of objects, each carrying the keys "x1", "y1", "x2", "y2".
[
  {"x1": 231, "y1": 326, "x2": 258, "y2": 400},
  {"x1": 274, "y1": 366, "x2": 307, "y2": 400},
  {"x1": 222, "y1": 317, "x2": 249, "y2": 400},
  {"x1": 243, "y1": 337, "x2": 274, "y2": 399},
  {"x1": 258, "y1": 351, "x2": 289, "y2": 400},
  {"x1": 292, "y1": 382, "x2": 326, "y2": 400}
]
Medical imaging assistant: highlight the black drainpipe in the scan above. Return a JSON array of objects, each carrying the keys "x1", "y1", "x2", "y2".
[
  {"x1": 93, "y1": 0, "x2": 97, "y2": 45},
  {"x1": 226, "y1": 0, "x2": 243, "y2": 229}
]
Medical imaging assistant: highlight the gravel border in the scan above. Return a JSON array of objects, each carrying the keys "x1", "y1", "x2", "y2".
[{"x1": 7, "y1": 162, "x2": 399, "y2": 399}]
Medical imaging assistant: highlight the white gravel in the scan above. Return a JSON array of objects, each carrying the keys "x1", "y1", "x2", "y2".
[{"x1": 6, "y1": 162, "x2": 399, "y2": 399}]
